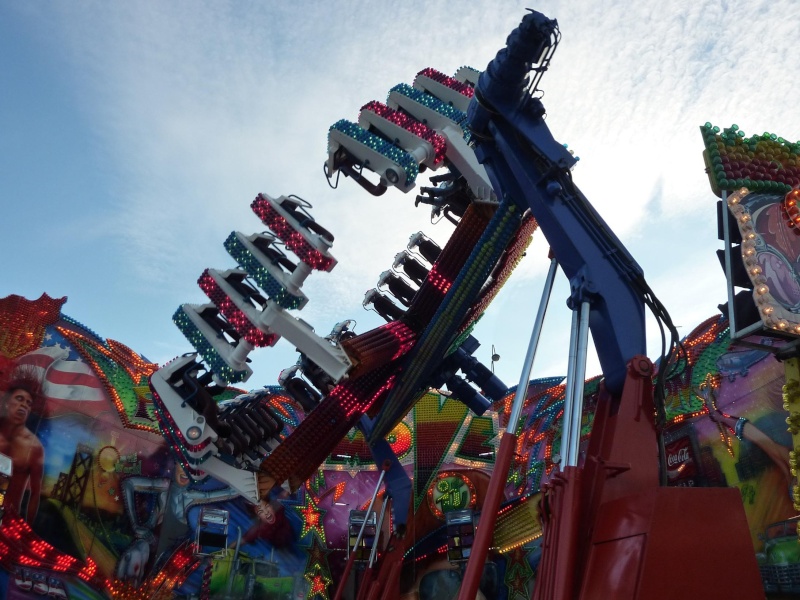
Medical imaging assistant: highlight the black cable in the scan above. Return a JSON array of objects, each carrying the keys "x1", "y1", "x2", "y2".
[{"x1": 323, "y1": 161, "x2": 341, "y2": 189}]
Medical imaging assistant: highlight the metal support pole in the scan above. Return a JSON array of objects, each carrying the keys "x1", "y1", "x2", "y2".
[
  {"x1": 720, "y1": 190, "x2": 737, "y2": 335},
  {"x1": 559, "y1": 307, "x2": 580, "y2": 469},
  {"x1": 566, "y1": 301, "x2": 590, "y2": 467},
  {"x1": 457, "y1": 255, "x2": 559, "y2": 600},
  {"x1": 368, "y1": 495, "x2": 390, "y2": 568},
  {"x1": 507, "y1": 256, "x2": 559, "y2": 431},
  {"x1": 333, "y1": 464, "x2": 388, "y2": 600},
  {"x1": 226, "y1": 527, "x2": 242, "y2": 599}
]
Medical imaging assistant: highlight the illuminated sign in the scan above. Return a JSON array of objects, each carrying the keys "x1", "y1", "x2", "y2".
[{"x1": 426, "y1": 471, "x2": 477, "y2": 520}]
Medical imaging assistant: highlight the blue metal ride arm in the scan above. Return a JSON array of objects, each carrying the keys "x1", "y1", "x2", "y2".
[
  {"x1": 357, "y1": 415, "x2": 412, "y2": 531},
  {"x1": 467, "y1": 10, "x2": 647, "y2": 396}
]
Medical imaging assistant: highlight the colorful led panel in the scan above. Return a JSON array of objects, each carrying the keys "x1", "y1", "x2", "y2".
[{"x1": 700, "y1": 122, "x2": 800, "y2": 197}]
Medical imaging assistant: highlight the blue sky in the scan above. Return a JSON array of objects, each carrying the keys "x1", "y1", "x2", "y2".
[{"x1": 2, "y1": 1, "x2": 799, "y2": 391}]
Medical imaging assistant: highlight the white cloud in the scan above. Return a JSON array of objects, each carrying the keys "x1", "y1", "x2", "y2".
[{"x1": 2, "y1": 0, "x2": 798, "y2": 389}]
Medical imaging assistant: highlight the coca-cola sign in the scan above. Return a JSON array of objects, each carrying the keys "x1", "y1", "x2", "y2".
[
  {"x1": 665, "y1": 436, "x2": 697, "y2": 484},
  {"x1": 667, "y1": 447, "x2": 690, "y2": 467}
]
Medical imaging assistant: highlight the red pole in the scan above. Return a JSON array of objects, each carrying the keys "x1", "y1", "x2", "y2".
[
  {"x1": 456, "y1": 432, "x2": 517, "y2": 600},
  {"x1": 458, "y1": 255, "x2": 558, "y2": 600}
]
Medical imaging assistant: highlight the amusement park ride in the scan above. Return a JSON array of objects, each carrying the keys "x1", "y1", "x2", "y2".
[
  {"x1": 7, "y1": 5, "x2": 800, "y2": 600},
  {"x1": 143, "y1": 7, "x2": 776, "y2": 599}
]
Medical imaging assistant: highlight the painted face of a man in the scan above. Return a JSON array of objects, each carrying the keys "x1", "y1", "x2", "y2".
[{"x1": 3, "y1": 389, "x2": 33, "y2": 425}]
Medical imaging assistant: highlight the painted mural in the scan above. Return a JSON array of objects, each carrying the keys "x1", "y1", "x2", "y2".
[
  {"x1": 0, "y1": 293, "x2": 797, "y2": 599},
  {"x1": 0, "y1": 293, "x2": 528, "y2": 599}
]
